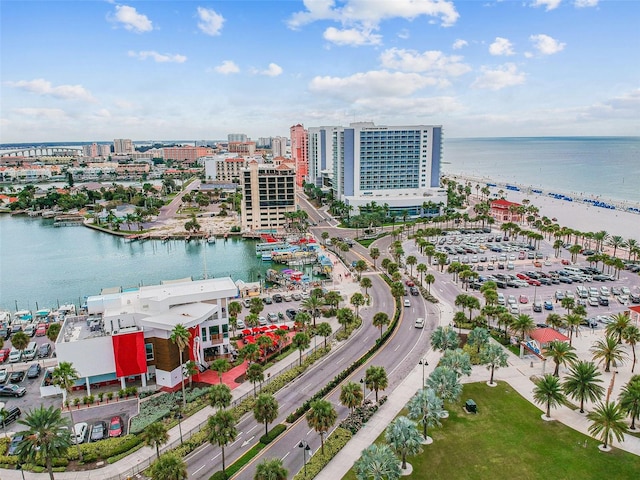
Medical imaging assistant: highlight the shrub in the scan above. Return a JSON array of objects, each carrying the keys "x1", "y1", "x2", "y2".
[
  {"x1": 259, "y1": 424, "x2": 286, "y2": 445},
  {"x1": 291, "y1": 428, "x2": 352, "y2": 480}
]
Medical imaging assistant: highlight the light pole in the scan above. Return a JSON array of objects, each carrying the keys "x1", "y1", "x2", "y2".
[
  {"x1": 360, "y1": 378, "x2": 366, "y2": 405},
  {"x1": 174, "y1": 406, "x2": 184, "y2": 445},
  {"x1": 298, "y1": 441, "x2": 311, "y2": 477},
  {"x1": 419, "y1": 358, "x2": 429, "y2": 387}
]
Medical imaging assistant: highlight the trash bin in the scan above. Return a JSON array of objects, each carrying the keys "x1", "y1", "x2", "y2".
[{"x1": 465, "y1": 399, "x2": 477, "y2": 413}]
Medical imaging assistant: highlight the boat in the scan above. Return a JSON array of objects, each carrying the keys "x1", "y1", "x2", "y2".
[
  {"x1": 14, "y1": 310, "x2": 33, "y2": 321},
  {"x1": 255, "y1": 241, "x2": 294, "y2": 256},
  {"x1": 0, "y1": 311, "x2": 11, "y2": 323},
  {"x1": 35, "y1": 308, "x2": 51, "y2": 319},
  {"x1": 261, "y1": 253, "x2": 272, "y2": 261},
  {"x1": 207, "y1": 236, "x2": 216, "y2": 244}
]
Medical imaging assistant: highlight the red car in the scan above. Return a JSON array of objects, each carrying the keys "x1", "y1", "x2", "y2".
[
  {"x1": 35, "y1": 323, "x2": 48, "y2": 337},
  {"x1": 519, "y1": 295, "x2": 529, "y2": 304},
  {"x1": 0, "y1": 348, "x2": 9, "y2": 363},
  {"x1": 516, "y1": 273, "x2": 530, "y2": 281},
  {"x1": 561, "y1": 259, "x2": 570, "y2": 265},
  {"x1": 108, "y1": 416, "x2": 124, "y2": 438},
  {"x1": 405, "y1": 280, "x2": 415, "y2": 287},
  {"x1": 527, "y1": 279, "x2": 541, "y2": 286}
]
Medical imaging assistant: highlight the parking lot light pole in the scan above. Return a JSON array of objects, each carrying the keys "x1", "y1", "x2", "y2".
[
  {"x1": 360, "y1": 378, "x2": 366, "y2": 405},
  {"x1": 299, "y1": 441, "x2": 311, "y2": 477}
]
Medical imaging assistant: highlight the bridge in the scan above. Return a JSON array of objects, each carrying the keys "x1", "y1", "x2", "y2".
[{"x1": 0, "y1": 146, "x2": 82, "y2": 157}]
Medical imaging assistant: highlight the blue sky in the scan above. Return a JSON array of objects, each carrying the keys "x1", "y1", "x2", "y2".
[{"x1": 1, "y1": 0, "x2": 638, "y2": 142}]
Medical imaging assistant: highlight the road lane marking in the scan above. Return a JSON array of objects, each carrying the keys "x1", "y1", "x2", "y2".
[
  {"x1": 281, "y1": 452, "x2": 290, "y2": 461},
  {"x1": 247, "y1": 425, "x2": 258, "y2": 434},
  {"x1": 336, "y1": 356, "x2": 345, "y2": 364}
]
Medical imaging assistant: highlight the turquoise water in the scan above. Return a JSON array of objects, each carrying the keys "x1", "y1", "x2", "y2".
[
  {"x1": 0, "y1": 215, "x2": 277, "y2": 312},
  {"x1": 444, "y1": 137, "x2": 640, "y2": 204}
]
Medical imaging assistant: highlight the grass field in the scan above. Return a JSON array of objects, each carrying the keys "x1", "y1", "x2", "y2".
[{"x1": 343, "y1": 381, "x2": 640, "y2": 480}]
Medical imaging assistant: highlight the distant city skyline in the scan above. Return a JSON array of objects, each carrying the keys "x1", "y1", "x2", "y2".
[{"x1": 1, "y1": 0, "x2": 639, "y2": 143}]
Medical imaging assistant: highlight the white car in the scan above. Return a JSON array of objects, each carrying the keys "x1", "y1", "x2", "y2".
[
  {"x1": 414, "y1": 317, "x2": 425, "y2": 329},
  {"x1": 509, "y1": 304, "x2": 519, "y2": 315},
  {"x1": 258, "y1": 316, "x2": 268, "y2": 326},
  {"x1": 618, "y1": 294, "x2": 629, "y2": 304},
  {"x1": 236, "y1": 319, "x2": 246, "y2": 329},
  {"x1": 73, "y1": 422, "x2": 88, "y2": 444},
  {"x1": 0, "y1": 369, "x2": 7, "y2": 384}
]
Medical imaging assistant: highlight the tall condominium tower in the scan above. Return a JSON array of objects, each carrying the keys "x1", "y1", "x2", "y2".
[
  {"x1": 290, "y1": 124, "x2": 308, "y2": 187},
  {"x1": 113, "y1": 138, "x2": 134, "y2": 154}
]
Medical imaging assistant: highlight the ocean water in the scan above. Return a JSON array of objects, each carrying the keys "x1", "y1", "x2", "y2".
[{"x1": 443, "y1": 137, "x2": 640, "y2": 204}]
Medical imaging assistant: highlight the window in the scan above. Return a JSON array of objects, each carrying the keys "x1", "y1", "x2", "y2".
[
  {"x1": 201, "y1": 327, "x2": 207, "y2": 342},
  {"x1": 145, "y1": 343, "x2": 154, "y2": 361}
]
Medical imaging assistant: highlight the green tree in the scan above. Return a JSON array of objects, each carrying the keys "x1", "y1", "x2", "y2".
[
  {"x1": 365, "y1": 365, "x2": 388, "y2": 403},
  {"x1": 246, "y1": 362, "x2": 265, "y2": 397},
  {"x1": 360, "y1": 276, "x2": 373, "y2": 296},
  {"x1": 369, "y1": 247, "x2": 380, "y2": 270},
  {"x1": 170, "y1": 324, "x2": 191, "y2": 409},
  {"x1": 16, "y1": 405, "x2": 71, "y2": 480},
  {"x1": 253, "y1": 393, "x2": 279, "y2": 437},
  {"x1": 467, "y1": 327, "x2": 490, "y2": 354},
  {"x1": 406, "y1": 255, "x2": 417, "y2": 277},
  {"x1": 316, "y1": 322, "x2": 332, "y2": 349},
  {"x1": 254, "y1": 458, "x2": 288, "y2": 480},
  {"x1": 46, "y1": 322, "x2": 61, "y2": 343},
  {"x1": 51, "y1": 361, "x2": 81, "y2": 460},
  {"x1": 562, "y1": 360, "x2": 605, "y2": 413},
  {"x1": 591, "y1": 335, "x2": 628, "y2": 372},
  {"x1": 306, "y1": 399, "x2": 337, "y2": 455},
  {"x1": 207, "y1": 409, "x2": 237, "y2": 474},
  {"x1": 606, "y1": 313, "x2": 631, "y2": 344},
  {"x1": 142, "y1": 422, "x2": 169, "y2": 460},
  {"x1": 511, "y1": 314, "x2": 535, "y2": 341},
  {"x1": 340, "y1": 381, "x2": 364, "y2": 412},
  {"x1": 10, "y1": 331, "x2": 29, "y2": 353},
  {"x1": 440, "y1": 349, "x2": 472, "y2": 378},
  {"x1": 587, "y1": 401, "x2": 628, "y2": 449},
  {"x1": 623, "y1": 325, "x2": 640, "y2": 373},
  {"x1": 430, "y1": 326, "x2": 459, "y2": 352},
  {"x1": 427, "y1": 366, "x2": 462, "y2": 404},
  {"x1": 241, "y1": 343, "x2": 261, "y2": 364},
  {"x1": 210, "y1": 358, "x2": 231, "y2": 384},
  {"x1": 150, "y1": 452, "x2": 188, "y2": 480},
  {"x1": 302, "y1": 294, "x2": 324, "y2": 328},
  {"x1": 354, "y1": 444, "x2": 401, "y2": 480},
  {"x1": 249, "y1": 297, "x2": 265, "y2": 315},
  {"x1": 385, "y1": 416, "x2": 423, "y2": 470},
  {"x1": 209, "y1": 383, "x2": 232, "y2": 411},
  {"x1": 406, "y1": 387, "x2": 444, "y2": 441},
  {"x1": 533, "y1": 374, "x2": 566, "y2": 419},
  {"x1": 292, "y1": 332, "x2": 310, "y2": 366},
  {"x1": 372, "y1": 312, "x2": 390, "y2": 340},
  {"x1": 543, "y1": 340, "x2": 578, "y2": 377},
  {"x1": 618, "y1": 375, "x2": 640, "y2": 430},
  {"x1": 351, "y1": 292, "x2": 366, "y2": 318},
  {"x1": 337, "y1": 307, "x2": 355, "y2": 331}
]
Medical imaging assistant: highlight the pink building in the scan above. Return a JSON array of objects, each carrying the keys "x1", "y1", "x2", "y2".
[
  {"x1": 163, "y1": 146, "x2": 213, "y2": 163},
  {"x1": 290, "y1": 124, "x2": 308, "y2": 186}
]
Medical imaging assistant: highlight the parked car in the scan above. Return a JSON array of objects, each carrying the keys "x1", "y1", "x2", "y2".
[
  {"x1": 544, "y1": 300, "x2": 554, "y2": 311},
  {"x1": 0, "y1": 369, "x2": 7, "y2": 383},
  {"x1": 291, "y1": 293, "x2": 302, "y2": 301},
  {"x1": 285, "y1": 309, "x2": 298, "y2": 320},
  {"x1": 532, "y1": 302, "x2": 542, "y2": 313},
  {"x1": 109, "y1": 416, "x2": 124, "y2": 438},
  {"x1": 258, "y1": 316, "x2": 268, "y2": 326},
  {"x1": 27, "y1": 363, "x2": 42, "y2": 379},
  {"x1": 9, "y1": 371, "x2": 25, "y2": 383},
  {"x1": 90, "y1": 421, "x2": 107, "y2": 442},
  {"x1": 272, "y1": 294, "x2": 283, "y2": 303},
  {"x1": 267, "y1": 312, "x2": 279, "y2": 323},
  {"x1": 262, "y1": 296, "x2": 273, "y2": 305},
  {"x1": 38, "y1": 343, "x2": 52, "y2": 358},
  {"x1": 0, "y1": 348, "x2": 9, "y2": 363},
  {"x1": 519, "y1": 295, "x2": 529, "y2": 304},
  {"x1": 35, "y1": 323, "x2": 48, "y2": 336},
  {"x1": 74, "y1": 422, "x2": 89, "y2": 444},
  {"x1": 7, "y1": 434, "x2": 24, "y2": 455},
  {"x1": 0, "y1": 384, "x2": 27, "y2": 397}
]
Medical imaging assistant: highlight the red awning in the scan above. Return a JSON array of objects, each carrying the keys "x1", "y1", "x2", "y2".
[{"x1": 242, "y1": 329, "x2": 252, "y2": 335}]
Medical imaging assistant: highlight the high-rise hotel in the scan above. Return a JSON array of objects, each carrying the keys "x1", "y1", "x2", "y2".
[{"x1": 307, "y1": 123, "x2": 446, "y2": 217}]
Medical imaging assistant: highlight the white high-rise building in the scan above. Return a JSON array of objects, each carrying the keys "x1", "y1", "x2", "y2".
[{"x1": 271, "y1": 136, "x2": 287, "y2": 158}]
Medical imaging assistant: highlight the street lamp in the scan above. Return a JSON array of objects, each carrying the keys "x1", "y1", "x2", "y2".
[
  {"x1": 360, "y1": 378, "x2": 366, "y2": 405},
  {"x1": 419, "y1": 358, "x2": 429, "y2": 387},
  {"x1": 298, "y1": 441, "x2": 311, "y2": 477}
]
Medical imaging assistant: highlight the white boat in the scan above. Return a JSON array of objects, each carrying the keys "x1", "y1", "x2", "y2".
[
  {"x1": 36, "y1": 308, "x2": 51, "y2": 318},
  {"x1": 15, "y1": 310, "x2": 33, "y2": 321},
  {"x1": 255, "y1": 242, "x2": 292, "y2": 256},
  {"x1": 0, "y1": 311, "x2": 11, "y2": 323}
]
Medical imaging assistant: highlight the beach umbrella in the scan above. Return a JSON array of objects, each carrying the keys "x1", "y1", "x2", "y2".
[
  {"x1": 245, "y1": 335, "x2": 256, "y2": 344},
  {"x1": 278, "y1": 325, "x2": 289, "y2": 330},
  {"x1": 252, "y1": 327, "x2": 261, "y2": 334},
  {"x1": 242, "y1": 329, "x2": 252, "y2": 336},
  {"x1": 269, "y1": 325, "x2": 278, "y2": 330}
]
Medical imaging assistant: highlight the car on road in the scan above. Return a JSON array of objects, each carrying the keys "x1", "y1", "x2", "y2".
[
  {"x1": 90, "y1": 421, "x2": 107, "y2": 442},
  {"x1": 410, "y1": 286, "x2": 419, "y2": 296},
  {"x1": 405, "y1": 280, "x2": 415, "y2": 287},
  {"x1": 27, "y1": 363, "x2": 42, "y2": 379},
  {"x1": 0, "y1": 384, "x2": 27, "y2": 397},
  {"x1": 414, "y1": 317, "x2": 425, "y2": 329},
  {"x1": 404, "y1": 299, "x2": 411, "y2": 308},
  {"x1": 9, "y1": 371, "x2": 25, "y2": 383},
  {"x1": 109, "y1": 416, "x2": 124, "y2": 438}
]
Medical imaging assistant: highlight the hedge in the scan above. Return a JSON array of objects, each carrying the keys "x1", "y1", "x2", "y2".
[
  {"x1": 259, "y1": 423, "x2": 286, "y2": 445},
  {"x1": 291, "y1": 428, "x2": 353, "y2": 480}
]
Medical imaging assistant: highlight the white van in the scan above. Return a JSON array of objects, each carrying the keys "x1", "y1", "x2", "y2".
[
  {"x1": 414, "y1": 317, "x2": 425, "y2": 329},
  {"x1": 8, "y1": 347, "x2": 22, "y2": 363},
  {"x1": 23, "y1": 341, "x2": 38, "y2": 361}
]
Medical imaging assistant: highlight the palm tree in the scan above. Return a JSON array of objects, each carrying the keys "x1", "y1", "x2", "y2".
[
  {"x1": 143, "y1": 422, "x2": 169, "y2": 460},
  {"x1": 430, "y1": 326, "x2": 459, "y2": 352},
  {"x1": 254, "y1": 458, "x2": 288, "y2": 480},
  {"x1": 302, "y1": 295, "x2": 324, "y2": 328},
  {"x1": 209, "y1": 383, "x2": 232, "y2": 411},
  {"x1": 543, "y1": 340, "x2": 578, "y2": 376},
  {"x1": 360, "y1": 276, "x2": 373, "y2": 296},
  {"x1": 246, "y1": 363, "x2": 264, "y2": 396},
  {"x1": 150, "y1": 452, "x2": 188, "y2": 480},
  {"x1": 51, "y1": 361, "x2": 81, "y2": 459},
  {"x1": 351, "y1": 292, "x2": 366, "y2": 319},
  {"x1": 606, "y1": 313, "x2": 631, "y2": 344},
  {"x1": 340, "y1": 382, "x2": 364, "y2": 412},
  {"x1": 292, "y1": 332, "x2": 310, "y2": 366},
  {"x1": 426, "y1": 366, "x2": 462, "y2": 404},
  {"x1": 467, "y1": 327, "x2": 490, "y2": 354},
  {"x1": 16, "y1": 405, "x2": 72, "y2": 480},
  {"x1": 385, "y1": 416, "x2": 423, "y2": 470},
  {"x1": 228, "y1": 301, "x2": 242, "y2": 333},
  {"x1": 623, "y1": 325, "x2": 640, "y2": 373},
  {"x1": 316, "y1": 321, "x2": 332, "y2": 349},
  {"x1": 587, "y1": 401, "x2": 628, "y2": 449},
  {"x1": 11, "y1": 331, "x2": 29, "y2": 355},
  {"x1": 306, "y1": 399, "x2": 337, "y2": 455},
  {"x1": 207, "y1": 409, "x2": 237, "y2": 474},
  {"x1": 511, "y1": 314, "x2": 535, "y2": 341},
  {"x1": 365, "y1": 365, "x2": 388, "y2": 403},
  {"x1": 563, "y1": 361, "x2": 605, "y2": 413},
  {"x1": 440, "y1": 349, "x2": 472, "y2": 378},
  {"x1": 406, "y1": 387, "x2": 444, "y2": 441},
  {"x1": 591, "y1": 335, "x2": 628, "y2": 372},
  {"x1": 337, "y1": 307, "x2": 355, "y2": 331},
  {"x1": 241, "y1": 343, "x2": 261, "y2": 364},
  {"x1": 618, "y1": 375, "x2": 640, "y2": 429},
  {"x1": 170, "y1": 324, "x2": 191, "y2": 409},
  {"x1": 564, "y1": 313, "x2": 583, "y2": 346},
  {"x1": 354, "y1": 444, "x2": 401, "y2": 480},
  {"x1": 533, "y1": 374, "x2": 566, "y2": 419},
  {"x1": 406, "y1": 255, "x2": 417, "y2": 277},
  {"x1": 253, "y1": 393, "x2": 279, "y2": 437},
  {"x1": 210, "y1": 358, "x2": 231, "y2": 384},
  {"x1": 372, "y1": 312, "x2": 390, "y2": 340},
  {"x1": 480, "y1": 343, "x2": 509, "y2": 386},
  {"x1": 369, "y1": 247, "x2": 380, "y2": 270}
]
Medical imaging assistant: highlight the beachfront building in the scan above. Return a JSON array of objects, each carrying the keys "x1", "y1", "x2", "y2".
[
  {"x1": 52, "y1": 278, "x2": 238, "y2": 394},
  {"x1": 240, "y1": 160, "x2": 297, "y2": 233},
  {"x1": 490, "y1": 199, "x2": 523, "y2": 223},
  {"x1": 290, "y1": 124, "x2": 308, "y2": 187},
  {"x1": 308, "y1": 122, "x2": 446, "y2": 217}
]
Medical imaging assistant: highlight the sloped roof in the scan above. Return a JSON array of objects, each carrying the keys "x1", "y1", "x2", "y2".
[
  {"x1": 491, "y1": 199, "x2": 521, "y2": 208},
  {"x1": 530, "y1": 327, "x2": 569, "y2": 344}
]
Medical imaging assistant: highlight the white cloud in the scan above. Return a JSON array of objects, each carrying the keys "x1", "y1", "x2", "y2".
[
  {"x1": 529, "y1": 34, "x2": 566, "y2": 55},
  {"x1": 128, "y1": 51, "x2": 187, "y2": 63},
  {"x1": 379, "y1": 48, "x2": 471, "y2": 77},
  {"x1": 110, "y1": 5, "x2": 153, "y2": 33},
  {"x1": 197, "y1": 7, "x2": 225, "y2": 36},
  {"x1": 354, "y1": 95, "x2": 464, "y2": 115},
  {"x1": 397, "y1": 29, "x2": 410, "y2": 40},
  {"x1": 257, "y1": 63, "x2": 283, "y2": 77},
  {"x1": 531, "y1": 0, "x2": 562, "y2": 11},
  {"x1": 215, "y1": 60, "x2": 240, "y2": 74},
  {"x1": 6, "y1": 79, "x2": 96, "y2": 102},
  {"x1": 580, "y1": 88, "x2": 640, "y2": 119},
  {"x1": 472, "y1": 63, "x2": 526, "y2": 90},
  {"x1": 489, "y1": 37, "x2": 515, "y2": 56},
  {"x1": 323, "y1": 27, "x2": 382, "y2": 46},
  {"x1": 13, "y1": 107, "x2": 68, "y2": 119},
  {"x1": 574, "y1": 0, "x2": 598, "y2": 7},
  {"x1": 452, "y1": 39, "x2": 468, "y2": 50},
  {"x1": 288, "y1": 0, "x2": 459, "y2": 30},
  {"x1": 309, "y1": 70, "x2": 439, "y2": 101}
]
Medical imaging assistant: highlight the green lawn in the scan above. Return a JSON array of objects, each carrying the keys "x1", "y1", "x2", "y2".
[{"x1": 343, "y1": 381, "x2": 640, "y2": 480}]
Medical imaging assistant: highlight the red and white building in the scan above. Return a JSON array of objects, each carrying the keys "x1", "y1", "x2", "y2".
[{"x1": 490, "y1": 199, "x2": 523, "y2": 223}]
